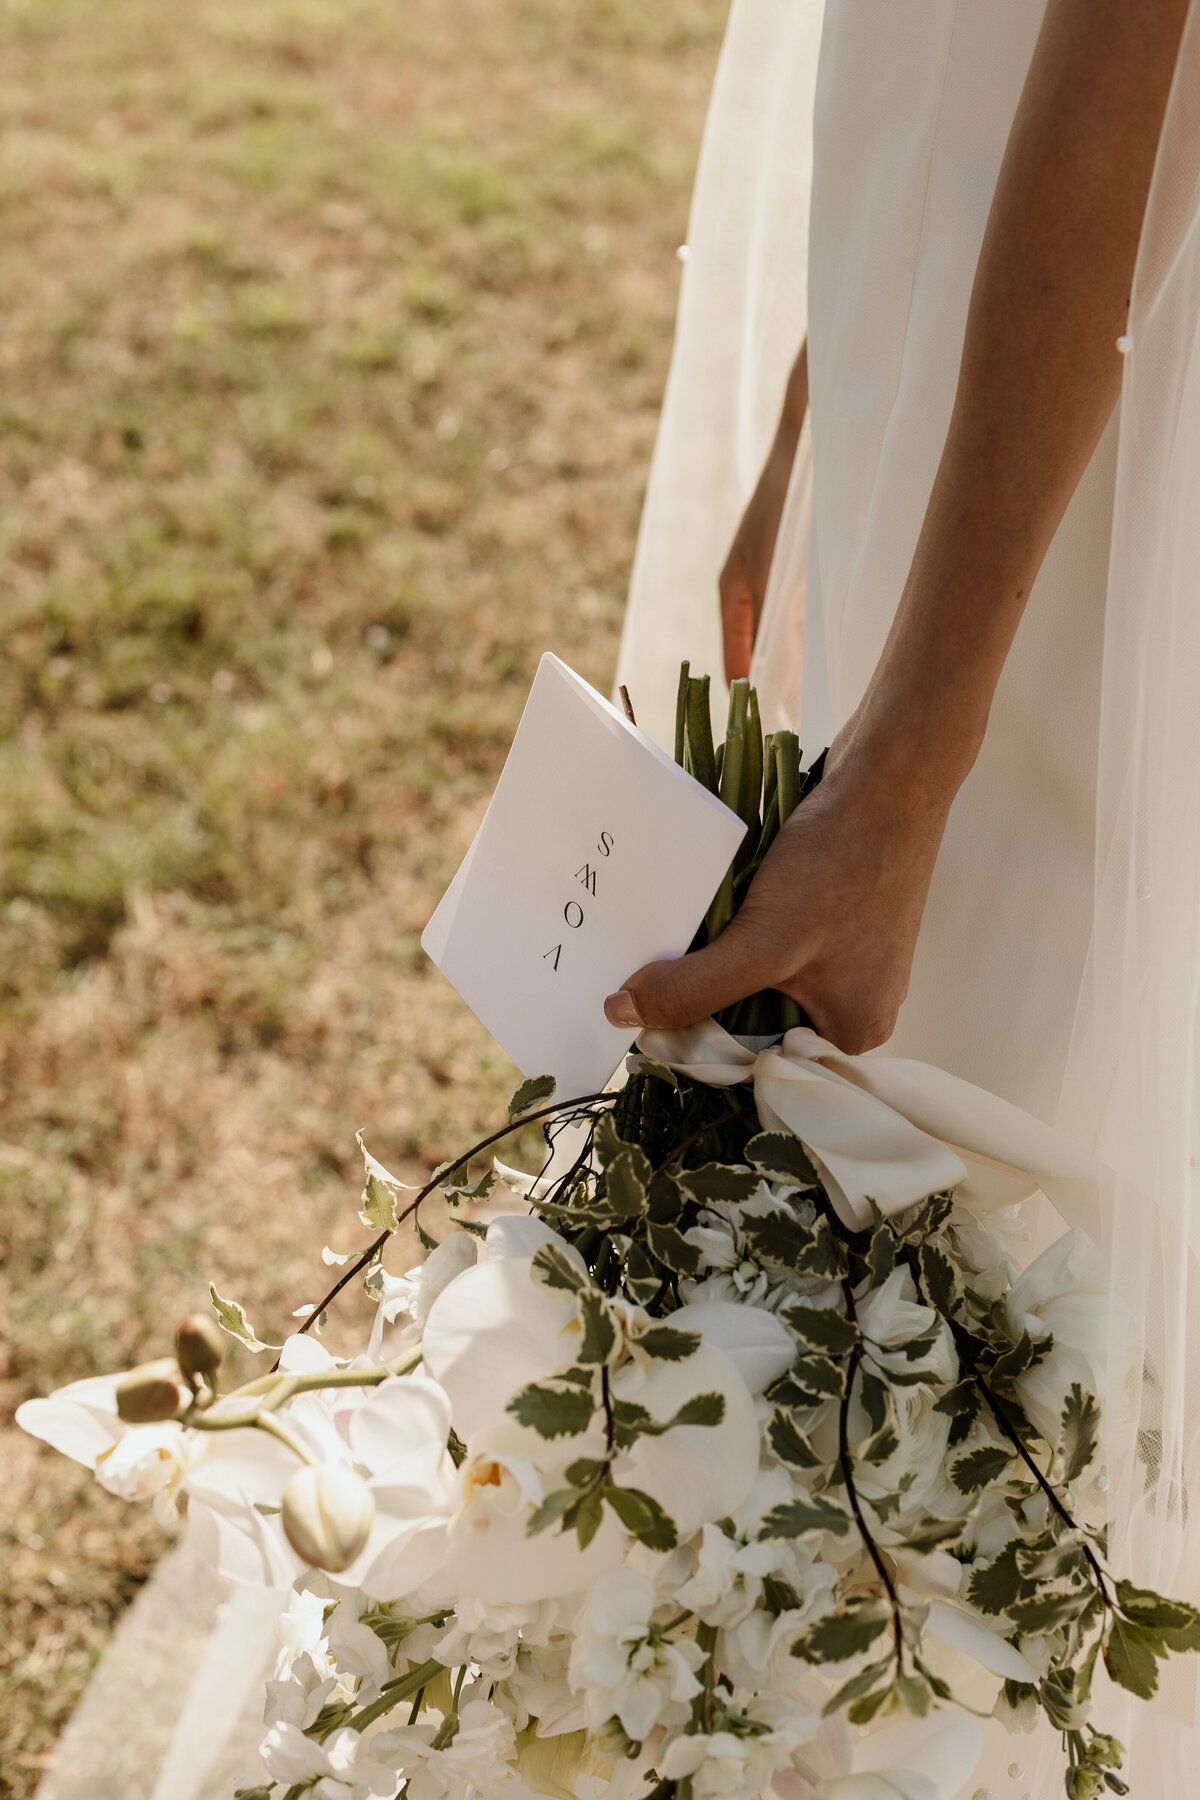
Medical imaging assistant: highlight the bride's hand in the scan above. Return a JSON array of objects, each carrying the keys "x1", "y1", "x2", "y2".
[
  {"x1": 604, "y1": 724, "x2": 955, "y2": 1054},
  {"x1": 720, "y1": 343, "x2": 808, "y2": 683}
]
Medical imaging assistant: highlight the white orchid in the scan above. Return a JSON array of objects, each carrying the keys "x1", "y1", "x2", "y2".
[
  {"x1": 367, "y1": 1231, "x2": 479, "y2": 1362},
  {"x1": 16, "y1": 1372, "x2": 187, "y2": 1523},
  {"x1": 777, "y1": 1707, "x2": 984, "y2": 1800}
]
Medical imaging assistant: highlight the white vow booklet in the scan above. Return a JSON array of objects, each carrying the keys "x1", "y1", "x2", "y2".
[{"x1": 423, "y1": 654, "x2": 746, "y2": 1097}]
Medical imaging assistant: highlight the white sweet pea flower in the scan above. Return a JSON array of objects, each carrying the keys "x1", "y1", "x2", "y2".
[
  {"x1": 260, "y1": 1720, "x2": 400, "y2": 1797},
  {"x1": 367, "y1": 1232, "x2": 479, "y2": 1362},
  {"x1": 263, "y1": 1650, "x2": 337, "y2": 1728},
  {"x1": 16, "y1": 1373, "x2": 187, "y2": 1523},
  {"x1": 567, "y1": 1567, "x2": 706, "y2": 1742},
  {"x1": 778, "y1": 1706, "x2": 983, "y2": 1800},
  {"x1": 1005, "y1": 1229, "x2": 1109, "y2": 1445},
  {"x1": 326, "y1": 1604, "x2": 391, "y2": 1706},
  {"x1": 434, "y1": 1594, "x2": 562, "y2": 1679},
  {"x1": 662, "y1": 1696, "x2": 819, "y2": 1800},
  {"x1": 375, "y1": 1689, "x2": 516, "y2": 1800},
  {"x1": 854, "y1": 1267, "x2": 954, "y2": 1383}
]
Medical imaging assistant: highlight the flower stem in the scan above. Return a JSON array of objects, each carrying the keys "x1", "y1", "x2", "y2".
[
  {"x1": 256, "y1": 1411, "x2": 316, "y2": 1466},
  {"x1": 286, "y1": 1091, "x2": 617, "y2": 1360},
  {"x1": 347, "y1": 1658, "x2": 446, "y2": 1733},
  {"x1": 839, "y1": 1280, "x2": 905, "y2": 1676}
]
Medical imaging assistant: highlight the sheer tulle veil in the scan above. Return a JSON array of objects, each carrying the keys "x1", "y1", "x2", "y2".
[{"x1": 33, "y1": 4, "x2": 1200, "y2": 1796}]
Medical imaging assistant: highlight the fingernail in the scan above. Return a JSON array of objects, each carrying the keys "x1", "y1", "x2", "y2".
[{"x1": 604, "y1": 989, "x2": 645, "y2": 1029}]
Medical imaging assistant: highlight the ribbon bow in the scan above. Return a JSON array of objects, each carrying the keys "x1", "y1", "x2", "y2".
[{"x1": 636, "y1": 1021, "x2": 1109, "y2": 1242}]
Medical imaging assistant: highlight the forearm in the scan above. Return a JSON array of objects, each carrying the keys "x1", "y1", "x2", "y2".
[{"x1": 854, "y1": 0, "x2": 1187, "y2": 795}]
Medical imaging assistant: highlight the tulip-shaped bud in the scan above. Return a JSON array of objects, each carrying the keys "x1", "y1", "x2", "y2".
[
  {"x1": 281, "y1": 1464, "x2": 374, "y2": 1572},
  {"x1": 1086, "y1": 1736, "x2": 1124, "y2": 1769},
  {"x1": 116, "y1": 1358, "x2": 189, "y2": 1424},
  {"x1": 175, "y1": 1313, "x2": 224, "y2": 1382}
]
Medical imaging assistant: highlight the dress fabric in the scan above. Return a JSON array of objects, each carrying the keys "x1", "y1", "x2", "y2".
[{"x1": 618, "y1": 0, "x2": 1200, "y2": 1793}]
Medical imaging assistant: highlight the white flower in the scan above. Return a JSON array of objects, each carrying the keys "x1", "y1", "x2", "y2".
[
  {"x1": 376, "y1": 1690, "x2": 516, "y2": 1800},
  {"x1": 779, "y1": 1706, "x2": 983, "y2": 1800},
  {"x1": 662, "y1": 1697, "x2": 818, "y2": 1800},
  {"x1": 260, "y1": 1720, "x2": 400, "y2": 1798},
  {"x1": 367, "y1": 1232, "x2": 479, "y2": 1361},
  {"x1": 326, "y1": 1604, "x2": 391, "y2": 1706},
  {"x1": 16, "y1": 1373, "x2": 186, "y2": 1524},
  {"x1": 1005, "y1": 1230, "x2": 1108, "y2": 1445},
  {"x1": 567, "y1": 1568, "x2": 705, "y2": 1742},
  {"x1": 264, "y1": 1651, "x2": 336, "y2": 1728},
  {"x1": 433, "y1": 1593, "x2": 562, "y2": 1679}
]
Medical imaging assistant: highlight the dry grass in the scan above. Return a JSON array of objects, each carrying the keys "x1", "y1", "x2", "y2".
[{"x1": 0, "y1": 1, "x2": 723, "y2": 1790}]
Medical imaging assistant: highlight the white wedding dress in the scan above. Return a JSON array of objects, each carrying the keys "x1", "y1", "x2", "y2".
[
  {"x1": 36, "y1": 4, "x2": 1200, "y2": 1799},
  {"x1": 618, "y1": 0, "x2": 1200, "y2": 1793}
]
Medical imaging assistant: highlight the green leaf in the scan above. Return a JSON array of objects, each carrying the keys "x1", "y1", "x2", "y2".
[
  {"x1": 821, "y1": 1654, "x2": 895, "y2": 1716},
  {"x1": 637, "y1": 1324, "x2": 702, "y2": 1362},
  {"x1": 360, "y1": 1172, "x2": 400, "y2": 1233},
  {"x1": 602, "y1": 1149, "x2": 651, "y2": 1221},
  {"x1": 858, "y1": 1421, "x2": 902, "y2": 1465},
  {"x1": 768, "y1": 1410, "x2": 824, "y2": 1470},
  {"x1": 673, "y1": 1164, "x2": 762, "y2": 1206},
  {"x1": 626, "y1": 1055, "x2": 681, "y2": 1090},
  {"x1": 858, "y1": 1369, "x2": 897, "y2": 1435},
  {"x1": 1116, "y1": 1581, "x2": 1200, "y2": 1652},
  {"x1": 526, "y1": 1487, "x2": 581, "y2": 1537},
  {"x1": 846, "y1": 1687, "x2": 892, "y2": 1725},
  {"x1": 787, "y1": 1354, "x2": 846, "y2": 1402},
  {"x1": 744, "y1": 1132, "x2": 822, "y2": 1189},
  {"x1": 918, "y1": 1241, "x2": 964, "y2": 1317},
  {"x1": 622, "y1": 1241, "x2": 663, "y2": 1306},
  {"x1": 989, "y1": 1329, "x2": 1048, "y2": 1384},
  {"x1": 933, "y1": 1378, "x2": 982, "y2": 1449},
  {"x1": 531, "y1": 1242, "x2": 589, "y2": 1294},
  {"x1": 902, "y1": 1514, "x2": 968, "y2": 1552},
  {"x1": 209, "y1": 1284, "x2": 279, "y2": 1354},
  {"x1": 1103, "y1": 1616, "x2": 1161, "y2": 1700},
  {"x1": 646, "y1": 1220, "x2": 703, "y2": 1277},
  {"x1": 949, "y1": 1442, "x2": 1014, "y2": 1494},
  {"x1": 794, "y1": 1215, "x2": 848, "y2": 1281},
  {"x1": 507, "y1": 1378, "x2": 596, "y2": 1438},
  {"x1": 741, "y1": 1209, "x2": 820, "y2": 1268},
  {"x1": 792, "y1": 1597, "x2": 891, "y2": 1665},
  {"x1": 508, "y1": 1074, "x2": 557, "y2": 1121},
  {"x1": 762, "y1": 1575, "x2": 802, "y2": 1616},
  {"x1": 1007, "y1": 1587, "x2": 1091, "y2": 1632},
  {"x1": 670, "y1": 1391, "x2": 726, "y2": 1429},
  {"x1": 865, "y1": 1223, "x2": 896, "y2": 1285},
  {"x1": 757, "y1": 1493, "x2": 852, "y2": 1541},
  {"x1": 782, "y1": 1303, "x2": 859, "y2": 1355},
  {"x1": 1059, "y1": 1383, "x2": 1101, "y2": 1483},
  {"x1": 577, "y1": 1289, "x2": 617, "y2": 1365},
  {"x1": 604, "y1": 1484, "x2": 678, "y2": 1550},
  {"x1": 966, "y1": 1540, "x2": 1025, "y2": 1615},
  {"x1": 572, "y1": 1487, "x2": 605, "y2": 1550},
  {"x1": 894, "y1": 1674, "x2": 933, "y2": 1718},
  {"x1": 564, "y1": 1457, "x2": 607, "y2": 1486}
]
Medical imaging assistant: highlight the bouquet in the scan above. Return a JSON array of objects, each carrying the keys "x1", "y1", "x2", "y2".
[{"x1": 20, "y1": 670, "x2": 1200, "y2": 1800}]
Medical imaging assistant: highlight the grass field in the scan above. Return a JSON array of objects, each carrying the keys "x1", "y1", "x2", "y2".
[{"x1": 0, "y1": 2, "x2": 724, "y2": 1790}]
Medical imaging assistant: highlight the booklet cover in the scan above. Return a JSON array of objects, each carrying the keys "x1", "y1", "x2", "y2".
[{"x1": 422, "y1": 654, "x2": 746, "y2": 1096}]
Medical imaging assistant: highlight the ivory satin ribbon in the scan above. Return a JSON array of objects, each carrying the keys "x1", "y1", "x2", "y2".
[{"x1": 636, "y1": 1021, "x2": 1110, "y2": 1242}]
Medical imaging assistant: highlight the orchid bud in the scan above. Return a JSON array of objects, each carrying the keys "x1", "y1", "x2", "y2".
[
  {"x1": 115, "y1": 1358, "x2": 189, "y2": 1424},
  {"x1": 281, "y1": 1464, "x2": 374, "y2": 1572},
  {"x1": 175, "y1": 1313, "x2": 224, "y2": 1381},
  {"x1": 1066, "y1": 1768, "x2": 1104, "y2": 1800}
]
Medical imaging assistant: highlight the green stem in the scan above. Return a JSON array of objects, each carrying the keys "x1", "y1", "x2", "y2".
[
  {"x1": 286, "y1": 1090, "x2": 616, "y2": 1361},
  {"x1": 186, "y1": 1347, "x2": 425, "y2": 1429},
  {"x1": 674, "y1": 660, "x2": 690, "y2": 768},
  {"x1": 839, "y1": 1281, "x2": 905, "y2": 1677},
  {"x1": 256, "y1": 1411, "x2": 317, "y2": 1466},
  {"x1": 347, "y1": 1658, "x2": 446, "y2": 1733}
]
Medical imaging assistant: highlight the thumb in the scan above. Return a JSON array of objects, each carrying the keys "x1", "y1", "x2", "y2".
[{"x1": 604, "y1": 915, "x2": 774, "y2": 1032}]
